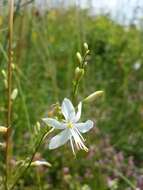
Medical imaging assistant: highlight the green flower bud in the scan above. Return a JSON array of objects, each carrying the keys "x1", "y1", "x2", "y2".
[
  {"x1": 86, "y1": 50, "x2": 90, "y2": 54},
  {"x1": 34, "y1": 121, "x2": 41, "y2": 134},
  {"x1": 84, "y1": 42, "x2": 89, "y2": 51},
  {"x1": 1, "y1": 70, "x2": 7, "y2": 78},
  {"x1": 84, "y1": 61, "x2": 88, "y2": 67},
  {"x1": 11, "y1": 88, "x2": 18, "y2": 100},
  {"x1": 76, "y1": 52, "x2": 82, "y2": 63},
  {"x1": 83, "y1": 91, "x2": 104, "y2": 103},
  {"x1": 4, "y1": 79, "x2": 8, "y2": 89},
  {"x1": 75, "y1": 67, "x2": 84, "y2": 81},
  {"x1": 12, "y1": 63, "x2": 15, "y2": 70},
  {"x1": 36, "y1": 121, "x2": 41, "y2": 131}
]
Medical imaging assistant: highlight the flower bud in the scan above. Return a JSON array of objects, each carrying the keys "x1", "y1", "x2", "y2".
[
  {"x1": 34, "y1": 121, "x2": 41, "y2": 134},
  {"x1": 0, "y1": 126, "x2": 7, "y2": 134},
  {"x1": 84, "y1": 61, "x2": 88, "y2": 67},
  {"x1": 76, "y1": 52, "x2": 82, "y2": 63},
  {"x1": 1, "y1": 70, "x2": 7, "y2": 78},
  {"x1": 83, "y1": 91, "x2": 104, "y2": 103},
  {"x1": 36, "y1": 121, "x2": 41, "y2": 130},
  {"x1": 31, "y1": 160, "x2": 51, "y2": 167},
  {"x1": 84, "y1": 42, "x2": 89, "y2": 51},
  {"x1": 11, "y1": 88, "x2": 18, "y2": 100},
  {"x1": 12, "y1": 63, "x2": 15, "y2": 70},
  {"x1": 74, "y1": 67, "x2": 84, "y2": 81},
  {"x1": 4, "y1": 79, "x2": 8, "y2": 89},
  {"x1": 86, "y1": 50, "x2": 90, "y2": 55},
  {"x1": 0, "y1": 142, "x2": 6, "y2": 149}
]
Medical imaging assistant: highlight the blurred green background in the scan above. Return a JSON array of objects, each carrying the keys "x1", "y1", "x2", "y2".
[{"x1": 0, "y1": 1, "x2": 143, "y2": 189}]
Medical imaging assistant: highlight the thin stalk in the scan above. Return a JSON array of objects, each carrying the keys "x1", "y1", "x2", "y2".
[
  {"x1": 5, "y1": 0, "x2": 14, "y2": 188},
  {"x1": 72, "y1": 79, "x2": 80, "y2": 104}
]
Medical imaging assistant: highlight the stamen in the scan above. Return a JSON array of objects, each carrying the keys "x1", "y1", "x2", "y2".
[
  {"x1": 70, "y1": 128, "x2": 88, "y2": 152},
  {"x1": 74, "y1": 127, "x2": 85, "y2": 142},
  {"x1": 70, "y1": 137, "x2": 76, "y2": 155},
  {"x1": 70, "y1": 129, "x2": 80, "y2": 150}
]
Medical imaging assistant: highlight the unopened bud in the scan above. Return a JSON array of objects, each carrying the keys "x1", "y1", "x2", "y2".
[
  {"x1": 4, "y1": 79, "x2": 8, "y2": 89},
  {"x1": 0, "y1": 126, "x2": 7, "y2": 133},
  {"x1": 31, "y1": 160, "x2": 51, "y2": 167},
  {"x1": 84, "y1": 61, "x2": 88, "y2": 67},
  {"x1": 86, "y1": 50, "x2": 90, "y2": 55},
  {"x1": 12, "y1": 63, "x2": 15, "y2": 70},
  {"x1": 75, "y1": 67, "x2": 84, "y2": 81},
  {"x1": 36, "y1": 121, "x2": 40, "y2": 130},
  {"x1": 11, "y1": 88, "x2": 18, "y2": 100},
  {"x1": 76, "y1": 52, "x2": 82, "y2": 63},
  {"x1": 1, "y1": 70, "x2": 7, "y2": 78},
  {"x1": 84, "y1": 42, "x2": 89, "y2": 51},
  {"x1": 35, "y1": 121, "x2": 41, "y2": 134},
  {"x1": 83, "y1": 91, "x2": 104, "y2": 103},
  {"x1": 0, "y1": 142, "x2": 6, "y2": 149}
]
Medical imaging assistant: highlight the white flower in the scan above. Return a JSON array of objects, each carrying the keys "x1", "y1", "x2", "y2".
[{"x1": 43, "y1": 98, "x2": 94, "y2": 154}]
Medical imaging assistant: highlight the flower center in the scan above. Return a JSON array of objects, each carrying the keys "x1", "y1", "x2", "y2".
[{"x1": 67, "y1": 122, "x2": 73, "y2": 129}]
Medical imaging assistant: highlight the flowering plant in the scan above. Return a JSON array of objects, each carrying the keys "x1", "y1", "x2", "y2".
[
  {"x1": 0, "y1": 1, "x2": 103, "y2": 188},
  {"x1": 43, "y1": 98, "x2": 94, "y2": 154}
]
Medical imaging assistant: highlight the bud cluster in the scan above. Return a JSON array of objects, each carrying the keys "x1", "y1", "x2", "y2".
[
  {"x1": 73, "y1": 43, "x2": 91, "y2": 100},
  {"x1": 74, "y1": 43, "x2": 90, "y2": 82},
  {"x1": 76, "y1": 42, "x2": 90, "y2": 68},
  {"x1": 73, "y1": 43, "x2": 104, "y2": 104}
]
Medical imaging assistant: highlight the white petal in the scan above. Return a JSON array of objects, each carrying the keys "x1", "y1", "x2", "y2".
[
  {"x1": 74, "y1": 120, "x2": 94, "y2": 133},
  {"x1": 49, "y1": 129, "x2": 71, "y2": 149},
  {"x1": 42, "y1": 118, "x2": 66, "y2": 129},
  {"x1": 74, "y1": 102, "x2": 82, "y2": 122},
  {"x1": 61, "y1": 98, "x2": 75, "y2": 121}
]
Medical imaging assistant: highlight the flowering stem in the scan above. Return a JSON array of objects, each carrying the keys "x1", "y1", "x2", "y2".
[
  {"x1": 72, "y1": 79, "x2": 80, "y2": 104},
  {"x1": 72, "y1": 51, "x2": 89, "y2": 104},
  {"x1": 9, "y1": 128, "x2": 54, "y2": 190},
  {"x1": 5, "y1": 0, "x2": 14, "y2": 189}
]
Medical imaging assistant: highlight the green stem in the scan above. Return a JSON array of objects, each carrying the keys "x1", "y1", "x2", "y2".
[
  {"x1": 72, "y1": 80, "x2": 80, "y2": 104},
  {"x1": 9, "y1": 128, "x2": 54, "y2": 190},
  {"x1": 5, "y1": 0, "x2": 14, "y2": 189}
]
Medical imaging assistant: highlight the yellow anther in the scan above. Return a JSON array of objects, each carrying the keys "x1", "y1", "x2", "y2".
[{"x1": 67, "y1": 122, "x2": 73, "y2": 129}]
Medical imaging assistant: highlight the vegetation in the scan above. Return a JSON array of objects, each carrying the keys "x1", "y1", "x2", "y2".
[{"x1": 0, "y1": 3, "x2": 143, "y2": 190}]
